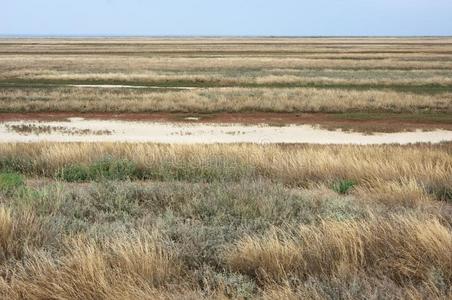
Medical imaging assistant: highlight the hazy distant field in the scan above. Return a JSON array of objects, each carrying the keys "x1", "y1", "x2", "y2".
[
  {"x1": 0, "y1": 39, "x2": 451, "y2": 299},
  {"x1": 1, "y1": 38, "x2": 452, "y2": 116}
]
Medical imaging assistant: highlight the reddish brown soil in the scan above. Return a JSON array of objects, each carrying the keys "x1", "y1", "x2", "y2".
[{"x1": 0, "y1": 112, "x2": 451, "y2": 133}]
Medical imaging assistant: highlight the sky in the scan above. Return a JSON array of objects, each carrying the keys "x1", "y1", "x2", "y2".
[{"x1": 2, "y1": 0, "x2": 452, "y2": 36}]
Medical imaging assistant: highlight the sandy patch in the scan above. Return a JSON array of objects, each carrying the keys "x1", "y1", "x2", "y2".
[{"x1": 1, "y1": 118, "x2": 451, "y2": 144}]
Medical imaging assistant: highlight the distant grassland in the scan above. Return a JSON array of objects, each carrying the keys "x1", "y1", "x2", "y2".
[
  {"x1": 1, "y1": 87, "x2": 451, "y2": 114},
  {"x1": 1, "y1": 37, "x2": 452, "y2": 114},
  {"x1": 0, "y1": 142, "x2": 451, "y2": 298}
]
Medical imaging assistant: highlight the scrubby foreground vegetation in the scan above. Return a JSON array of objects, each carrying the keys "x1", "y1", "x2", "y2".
[{"x1": 0, "y1": 142, "x2": 451, "y2": 299}]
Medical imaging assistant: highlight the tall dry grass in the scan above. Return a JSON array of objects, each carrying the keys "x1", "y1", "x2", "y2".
[
  {"x1": 0, "y1": 207, "x2": 52, "y2": 261},
  {"x1": 226, "y1": 216, "x2": 452, "y2": 285},
  {"x1": 0, "y1": 179, "x2": 449, "y2": 299},
  {"x1": 0, "y1": 151, "x2": 450, "y2": 298},
  {"x1": 0, "y1": 143, "x2": 450, "y2": 193},
  {"x1": 0, "y1": 231, "x2": 183, "y2": 300}
]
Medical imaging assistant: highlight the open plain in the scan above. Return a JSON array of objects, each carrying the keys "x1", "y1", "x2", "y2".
[{"x1": 0, "y1": 38, "x2": 451, "y2": 299}]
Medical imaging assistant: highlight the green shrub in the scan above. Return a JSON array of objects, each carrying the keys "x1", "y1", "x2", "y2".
[
  {"x1": 58, "y1": 158, "x2": 139, "y2": 182},
  {"x1": 88, "y1": 157, "x2": 138, "y2": 180},
  {"x1": 332, "y1": 179, "x2": 356, "y2": 194},
  {"x1": 58, "y1": 165, "x2": 89, "y2": 182},
  {"x1": 429, "y1": 186, "x2": 452, "y2": 203},
  {"x1": 147, "y1": 158, "x2": 254, "y2": 183},
  {"x1": 0, "y1": 157, "x2": 34, "y2": 174},
  {"x1": 0, "y1": 172, "x2": 24, "y2": 193}
]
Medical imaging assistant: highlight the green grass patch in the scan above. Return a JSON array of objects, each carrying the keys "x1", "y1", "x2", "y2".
[
  {"x1": 332, "y1": 179, "x2": 356, "y2": 194},
  {"x1": 0, "y1": 157, "x2": 35, "y2": 175},
  {"x1": 58, "y1": 165, "x2": 90, "y2": 182},
  {"x1": 57, "y1": 157, "x2": 140, "y2": 182},
  {"x1": 55, "y1": 156, "x2": 254, "y2": 183},
  {"x1": 0, "y1": 172, "x2": 24, "y2": 194},
  {"x1": 88, "y1": 157, "x2": 139, "y2": 181}
]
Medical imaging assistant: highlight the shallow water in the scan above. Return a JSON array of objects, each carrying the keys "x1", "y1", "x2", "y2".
[{"x1": 1, "y1": 118, "x2": 451, "y2": 144}]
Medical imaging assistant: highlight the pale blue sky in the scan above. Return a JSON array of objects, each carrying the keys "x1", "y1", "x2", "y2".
[{"x1": 2, "y1": 0, "x2": 452, "y2": 36}]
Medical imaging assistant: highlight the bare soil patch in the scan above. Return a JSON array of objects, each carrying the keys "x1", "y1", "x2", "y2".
[{"x1": 0, "y1": 112, "x2": 451, "y2": 133}]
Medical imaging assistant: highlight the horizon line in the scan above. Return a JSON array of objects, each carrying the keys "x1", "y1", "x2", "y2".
[{"x1": 1, "y1": 34, "x2": 452, "y2": 39}]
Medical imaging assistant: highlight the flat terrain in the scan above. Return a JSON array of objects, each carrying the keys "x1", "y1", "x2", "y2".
[
  {"x1": 0, "y1": 38, "x2": 451, "y2": 118},
  {"x1": 1, "y1": 117, "x2": 451, "y2": 144},
  {"x1": 0, "y1": 142, "x2": 451, "y2": 299},
  {"x1": 0, "y1": 111, "x2": 451, "y2": 133},
  {"x1": 0, "y1": 38, "x2": 451, "y2": 299}
]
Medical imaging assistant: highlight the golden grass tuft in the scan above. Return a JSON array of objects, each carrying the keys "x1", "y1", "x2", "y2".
[
  {"x1": 353, "y1": 179, "x2": 434, "y2": 207},
  {"x1": 226, "y1": 216, "x2": 452, "y2": 285},
  {"x1": 0, "y1": 207, "x2": 13, "y2": 260},
  {"x1": 0, "y1": 207, "x2": 50, "y2": 262},
  {"x1": 1, "y1": 232, "x2": 183, "y2": 300}
]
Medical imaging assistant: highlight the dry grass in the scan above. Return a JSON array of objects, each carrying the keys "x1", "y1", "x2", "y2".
[
  {"x1": 0, "y1": 175, "x2": 450, "y2": 298},
  {"x1": 226, "y1": 216, "x2": 452, "y2": 284},
  {"x1": 0, "y1": 158, "x2": 450, "y2": 298},
  {"x1": 0, "y1": 207, "x2": 52, "y2": 261},
  {"x1": 0, "y1": 143, "x2": 450, "y2": 194},
  {"x1": 1, "y1": 87, "x2": 451, "y2": 113},
  {"x1": 4, "y1": 70, "x2": 452, "y2": 86},
  {"x1": 1, "y1": 37, "x2": 452, "y2": 114},
  {"x1": 2, "y1": 55, "x2": 452, "y2": 74},
  {"x1": 353, "y1": 179, "x2": 435, "y2": 207},
  {"x1": 0, "y1": 232, "x2": 183, "y2": 300}
]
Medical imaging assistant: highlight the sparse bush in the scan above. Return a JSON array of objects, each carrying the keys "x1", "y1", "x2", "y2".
[
  {"x1": 194, "y1": 266, "x2": 256, "y2": 299},
  {"x1": 57, "y1": 158, "x2": 139, "y2": 182},
  {"x1": 0, "y1": 172, "x2": 24, "y2": 194},
  {"x1": 88, "y1": 157, "x2": 139, "y2": 181},
  {"x1": 58, "y1": 165, "x2": 89, "y2": 182},
  {"x1": 430, "y1": 186, "x2": 452, "y2": 203},
  {"x1": 332, "y1": 179, "x2": 355, "y2": 194},
  {"x1": 0, "y1": 157, "x2": 34, "y2": 175}
]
